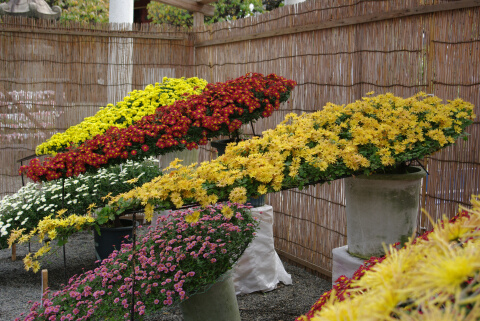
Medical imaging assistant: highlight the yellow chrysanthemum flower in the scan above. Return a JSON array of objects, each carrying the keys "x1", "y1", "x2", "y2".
[
  {"x1": 229, "y1": 187, "x2": 248, "y2": 204},
  {"x1": 144, "y1": 203, "x2": 154, "y2": 222},
  {"x1": 185, "y1": 211, "x2": 200, "y2": 224},
  {"x1": 221, "y1": 206, "x2": 234, "y2": 219},
  {"x1": 257, "y1": 185, "x2": 268, "y2": 195}
]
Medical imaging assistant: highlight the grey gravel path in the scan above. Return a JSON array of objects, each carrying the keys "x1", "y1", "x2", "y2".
[{"x1": 0, "y1": 230, "x2": 331, "y2": 321}]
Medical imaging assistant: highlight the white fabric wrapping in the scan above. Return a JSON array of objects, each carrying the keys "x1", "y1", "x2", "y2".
[{"x1": 232, "y1": 205, "x2": 292, "y2": 295}]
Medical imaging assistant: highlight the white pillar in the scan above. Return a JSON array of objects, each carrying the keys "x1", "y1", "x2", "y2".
[
  {"x1": 108, "y1": 0, "x2": 134, "y2": 104},
  {"x1": 109, "y1": 0, "x2": 134, "y2": 23},
  {"x1": 283, "y1": 0, "x2": 305, "y2": 5}
]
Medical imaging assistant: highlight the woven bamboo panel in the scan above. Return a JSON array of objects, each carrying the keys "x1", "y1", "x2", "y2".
[
  {"x1": 0, "y1": 17, "x2": 194, "y2": 196},
  {"x1": 195, "y1": 0, "x2": 428, "y2": 277},
  {"x1": 420, "y1": 6, "x2": 480, "y2": 231}
]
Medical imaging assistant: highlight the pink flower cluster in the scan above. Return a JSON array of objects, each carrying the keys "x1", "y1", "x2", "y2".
[
  {"x1": 20, "y1": 73, "x2": 296, "y2": 182},
  {"x1": 18, "y1": 202, "x2": 258, "y2": 320}
]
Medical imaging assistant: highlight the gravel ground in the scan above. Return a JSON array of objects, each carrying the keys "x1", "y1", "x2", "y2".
[{"x1": 0, "y1": 230, "x2": 331, "y2": 321}]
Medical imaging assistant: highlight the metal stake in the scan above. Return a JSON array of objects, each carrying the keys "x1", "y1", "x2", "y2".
[
  {"x1": 130, "y1": 211, "x2": 137, "y2": 321},
  {"x1": 62, "y1": 178, "x2": 67, "y2": 285}
]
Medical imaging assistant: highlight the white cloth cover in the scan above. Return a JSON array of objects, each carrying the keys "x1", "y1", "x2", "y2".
[{"x1": 232, "y1": 205, "x2": 292, "y2": 295}]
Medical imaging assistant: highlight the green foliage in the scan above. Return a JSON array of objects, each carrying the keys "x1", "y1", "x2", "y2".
[
  {"x1": 147, "y1": 2, "x2": 193, "y2": 27},
  {"x1": 1, "y1": 0, "x2": 282, "y2": 26},
  {"x1": 56, "y1": 0, "x2": 109, "y2": 24},
  {"x1": 147, "y1": 0, "x2": 265, "y2": 28},
  {"x1": 0, "y1": 0, "x2": 110, "y2": 23}
]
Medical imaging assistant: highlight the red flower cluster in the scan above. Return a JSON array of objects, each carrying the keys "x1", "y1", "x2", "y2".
[{"x1": 20, "y1": 73, "x2": 296, "y2": 182}]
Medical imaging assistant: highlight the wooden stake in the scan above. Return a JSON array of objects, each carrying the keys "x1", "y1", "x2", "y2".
[
  {"x1": 11, "y1": 244, "x2": 16, "y2": 261},
  {"x1": 41, "y1": 269, "x2": 48, "y2": 300},
  {"x1": 193, "y1": 12, "x2": 205, "y2": 28}
]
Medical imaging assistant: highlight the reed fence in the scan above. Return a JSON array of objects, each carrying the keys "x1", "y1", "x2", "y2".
[{"x1": 1, "y1": 0, "x2": 479, "y2": 278}]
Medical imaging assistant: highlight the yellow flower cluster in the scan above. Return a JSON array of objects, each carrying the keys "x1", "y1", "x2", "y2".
[
  {"x1": 9, "y1": 210, "x2": 95, "y2": 272},
  {"x1": 306, "y1": 196, "x2": 480, "y2": 320},
  {"x1": 113, "y1": 159, "x2": 218, "y2": 215},
  {"x1": 185, "y1": 211, "x2": 201, "y2": 224},
  {"x1": 36, "y1": 77, "x2": 208, "y2": 156},
  {"x1": 110, "y1": 92, "x2": 475, "y2": 215}
]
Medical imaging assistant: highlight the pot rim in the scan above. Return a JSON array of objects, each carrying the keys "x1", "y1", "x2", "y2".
[
  {"x1": 99, "y1": 219, "x2": 139, "y2": 231},
  {"x1": 350, "y1": 166, "x2": 427, "y2": 181}
]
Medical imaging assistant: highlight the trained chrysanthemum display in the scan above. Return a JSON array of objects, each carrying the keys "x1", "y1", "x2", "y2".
[
  {"x1": 104, "y1": 92, "x2": 475, "y2": 217},
  {"x1": 17, "y1": 203, "x2": 258, "y2": 321},
  {"x1": 20, "y1": 73, "x2": 296, "y2": 182},
  {"x1": 35, "y1": 77, "x2": 208, "y2": 156},
  {"x1": 296, "y1": 195, "x2": 480, "y2": 321},
  {"x1": 1, "y1": 157, "x2": 161, "y2": 251}
]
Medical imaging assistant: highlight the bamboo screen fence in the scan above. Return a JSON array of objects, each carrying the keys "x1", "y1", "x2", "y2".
[
  {"x1": 0, "y1": 18, "x2": 194, "y2": 196},
  {"x1": 1, "y1": 0, "x2": 479, "y2": 278},
  {"x1": 192, "y1": 0, "x2": 480, "y2": 277}
]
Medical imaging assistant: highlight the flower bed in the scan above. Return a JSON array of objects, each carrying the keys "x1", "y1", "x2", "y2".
[
  {"x1": 20, "y1": 73, "x2": 296, "y2": 182},
  {"x1": 16, "y1": 203, "x2": 258, "y2": 321},
  {"x1": 1, "y1": 157, "x2": 162, "y2": 250},
  {"x1": 35, "y1": 77, "x2": 207, "y2": 156},
  {"x1": 296, "y1": 196, "x2": 480, "y2": 320},
  {"x1": 104, "y1": 92, "x2": 475, "y2": 215}
]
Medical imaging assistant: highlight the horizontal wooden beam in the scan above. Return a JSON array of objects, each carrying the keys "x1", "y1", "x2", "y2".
[
  {"x1": 195, "y1": 0, "x2": 480, "y2": 47},
  {"x1": 1, "y1": 26, "x2": 188, "y2": 40},
  {"x1": 197, "y1": 0, "x2": 217, "y2": 5},
  {"x1": 152, "y1": 0, "x2": 215, "y2": 16}
]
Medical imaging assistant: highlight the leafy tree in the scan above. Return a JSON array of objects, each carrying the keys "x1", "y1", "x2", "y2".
[
  {"x1": 147, "y1": 0, "x2": 268, "y2": 28},
  {"x1": 55, "y1": 0, "x2": 109, "y2": 24},
  {"x1": 0, "y1": 0, "x2": 109, "y2": 23},
  {"x1": 1, "y1": 0, "x2": 283, "y2": 26}
]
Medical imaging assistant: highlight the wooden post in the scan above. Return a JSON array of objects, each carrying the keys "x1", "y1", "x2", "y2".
[
  {"x1": 41, "y1": 269, "x2": 48, "y2": 300},
  {"x1": 11, "y1": 244, "x2": 16, "y2": 261},
  {"x1": 193, "y1": 12, "x2": 204, "y2": 28}
]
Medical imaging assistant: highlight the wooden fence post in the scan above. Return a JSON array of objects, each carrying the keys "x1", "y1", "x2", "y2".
[
  {"x1": 41, "y1": 269, "x2": 48, "y2": 301},
  {"x1": 193, "y1": 12, "x2": 205, "y2": 28}
]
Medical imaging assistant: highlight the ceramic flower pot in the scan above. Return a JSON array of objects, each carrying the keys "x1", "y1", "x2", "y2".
[
  {"x1": 246, "y1": 195, "x2": 265, "y2": 207},
  {"x1": 93, "y1": 219, "x2": 136, "y2": 261},
  {"x1": 180, "y1": 271, "x2": 241, "y2": 321},
  {"x1": 344, "y1": 166, "x2": 427, "y2": 258}
]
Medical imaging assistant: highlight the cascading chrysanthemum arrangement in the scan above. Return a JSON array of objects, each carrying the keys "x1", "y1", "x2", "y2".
[
  {"x1": 1, "y1": 157, "x2": 162, "y2": 251},
  {"x1": 35, "y1": 77, "x2": 208, "y2": 156},
  {"x1": 104, "y1": 92, "x2": 475, "y2": 217},
  {"x1": 296, "y1": 195, "x2": 480, "y2": 321},
  {"x1": 20, "y1": 73, "x2": 296, "y2": 182},
  {"x1": 16, "y1": 203, "x2": 258, "y2": 321}
]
